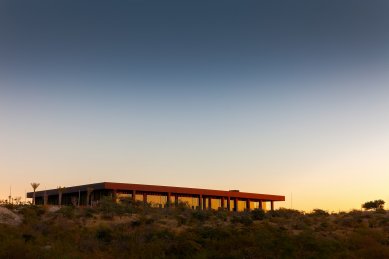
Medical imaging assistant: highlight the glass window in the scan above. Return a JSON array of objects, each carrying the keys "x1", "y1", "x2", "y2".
[
  {"x1": 237, "y1": 200, "x2": 246, "y2": 211},
  {"x1": 229, "y1": 199, "x2": 235, "y2": 211},
  {"x1": 211, "y1": 198, "x2": 221, "y2": 210},
  {"x1": 178, "y1": 196, "x2": 199, "y2": 209},
  {"x1": 135, "y1": 194, "x2": 143, "y2": 202},
  {"x1": 251, "y1": 201, "x2": 259, "y2": 209},
  {"x1": 147, "y1": 194, "x2": 167, "y2": 207},
  {"x1": 116, "y1": 193, "x2": 132, "y2": 203},
  {"x1": 261, "y1": 201, "x2": 267, "y2": 211}
]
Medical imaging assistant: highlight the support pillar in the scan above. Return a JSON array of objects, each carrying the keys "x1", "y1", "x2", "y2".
[
  {"x1": 221, "y1": 197, "x2": 225, "y2": 210},
  {"x1": 166, "y1": 192, "x2": 171, "y2": 207},
  {"x1": 227, "y1": 197, "x2": 231, "y2": 211},
  {"x1": 199, "y1": 195, "x2": 203, "y2": 210},
  {"x1": 258, "y1": 200, "x2": 263, "y2": 209},
  {"x1": 203, "y1": 197, "x2": 207, "y2": 210},
  {"x1": 234, "y1": 198, "x2": 238, "y2": 212},
  {"x1": 208, "y1": 197, "x2": 212, "y2": 210},
  {"x1": 44, "y1": 191, "x2": 48, "y2": 206},
  {"x1": 271, "y1": 201, "x2": 274, "y2": 211},
  {"x1": 143, "y1": 193, "x2": 147, "y2": 203},
  {"x1": 246, "y1": 199, "x2": 250, "y2": 211},
  {"x1": 132, "y1": 190, "x2": 136, "y2": 202},
  {"x1": 174, "y1": 195, "x2": 178, "y2": 206},
  {"x1": 112, "y1": 189, "x2": 117, "y2": 202}
]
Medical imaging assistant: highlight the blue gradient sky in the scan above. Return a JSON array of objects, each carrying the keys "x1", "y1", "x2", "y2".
[{"x1": 1, "y1": 0, "x2": 389, "y2": 210}]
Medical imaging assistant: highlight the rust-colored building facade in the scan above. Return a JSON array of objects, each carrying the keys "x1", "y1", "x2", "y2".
[{"x1": 27, "y1": 182, "x2": 285, "y2": 211}]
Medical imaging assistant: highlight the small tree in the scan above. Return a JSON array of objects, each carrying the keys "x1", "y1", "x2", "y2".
[
  {"x1": 362, "y1": 200, "x2": 385, "y2": 211},
  {"x1": 31, "y1": 183, "x2": 40, "y2": 205}
]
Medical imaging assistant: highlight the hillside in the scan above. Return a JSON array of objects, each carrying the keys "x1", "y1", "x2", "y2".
[{"x1": 1, "y1": 200, "x2": 389, "y2": 259}]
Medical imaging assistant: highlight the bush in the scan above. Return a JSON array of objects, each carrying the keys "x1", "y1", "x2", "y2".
[
  {"x1": 231, "y1": 212, "x2": 253, "y2": 226},
  {"x1": 362, "y1": 200, "x2": 385, "y2": 211},
  {"x1": 57, "y1": 206, "x2": 75, "y2": 219},
  {"x1": 267, "y1": 208, "x2": 303, "y2": 219},
  {"x1": 95, "y1": 225, "x2": 113, "y2": 243},
  {"x1": 310, "y1": 209, "x2": 329, "y2": 217},
  {"x1": 216, "y1": 210, "x2": 228, "y2": 221},
  {"x1": 251, "y1": 208, "x2": 265, "y2": 220},
  {"x1": 192, "y1": 210, "x2": 211, "y2": 222}
]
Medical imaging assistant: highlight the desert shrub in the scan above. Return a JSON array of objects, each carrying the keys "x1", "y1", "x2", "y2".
[
  {"x1": 95, "y1": 225, "x2": 113, "y2": 243},
  {"x1": 267, "y1": 208, "x2": 303, "y2": 219},
  {"x1": 375, "y1": 208, "x2": 386, "y2": 214},
  {"x1": 165, "y1": 235, "x2": 202, "y2": 258},
  {"x1": 251, "y1": 208, "x2": 265, "y2": 220},
  {"x1": 98, "y1": 196, "x2": 127, "y2": 219},
  {"x1": 362, "y1": 200, "x2": 385, "y2": 211},
  {"x1": 231, "y1": 212, "x2": 253, "y2": 226},
  {"x1": 309, "y1": 209, "x2": 329, "y2": 217},
  {"x1": 175, "y1": 214, "x2": 189, "y2": 226},
  {"x1": 19, "y1": 206, "x2": 46, "y2": 224},
  {"x1": 292, "y1": 218, "x2": 309, "y2": 230},
  {"x1": 57, "y1": 206, "x2": 75, "y2": 219},
  {"x1": 192, "y1": 210, "x2": 211, "y2": 222},
  {"x1": 176, "y1": 201, "x2": 191, "y2": 211},
  {"x1": 215, "y1": 210, "x2": 228, "y2": 221},
  {"x1": 82, "y1": 207, "x2": 96, "y2": 218},
  {"x1": 131, "y1": 219, "x2": 142, "y2": 227},
  {"x1": 140, "y1": 215, "x2": 155, "y2": 225}
]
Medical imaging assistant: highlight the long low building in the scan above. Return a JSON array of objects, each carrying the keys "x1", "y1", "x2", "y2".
[{"x1": 27, "y1": 182, "x2": 285, "y2": 211}]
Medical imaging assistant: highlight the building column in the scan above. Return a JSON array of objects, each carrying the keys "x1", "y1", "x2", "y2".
[
  {"x1": 174, "y1": 194, "x2": 179, "y2": 206},
  {"x1": 234, "y1": 198, "x2": 238, "y2": 212},
  {"x1": 166, "y1": 192, "x2": 172, "y2": 207},
  {"x1": 271, "y1": 201, "x2": 274, "y2": 211},
  {"x1": 208, "y1": 197, "x2": 212, "y2": 210},
  {"x1": 132, "y1": 190, "x2": 136, "y2": 202},
  {"x1": 258, "y1": 200, "x2": 263, "y2": 209},
  {"x1": 221, "y1": 197, "x2": 225, "y2": 210},
  {"x1": 199, "y1": 195, "x2": 203, "y2": 210},
  {"x1": 246, "y1": 199, "x2": 250, "y2": 211},
  {"x1": 227, "y1": 197, "x2": 231, "y2": 211},
  {"x1": 203, "y1": 197, "x2": 207, "y2": 210},
  {"x1": 143, "y1": 193, "x2": 147, "y2": 203},
  {"x1": 43, "y1": 191, "x2": 48, "y2": 206},
  {"x1": 112, "y1": 189, "x2": 117, "y2": 202}
]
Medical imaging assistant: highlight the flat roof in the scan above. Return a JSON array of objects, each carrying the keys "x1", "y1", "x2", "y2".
[{"x1": 27, "y1": 182, "x2": 285, "y2": 201}]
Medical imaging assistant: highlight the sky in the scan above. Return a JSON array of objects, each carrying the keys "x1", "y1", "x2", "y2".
[{"x1": 1, "y1": 0, "x2": 389, "y2": 211}]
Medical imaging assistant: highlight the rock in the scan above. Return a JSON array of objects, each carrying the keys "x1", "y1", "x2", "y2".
[{"x1": 0, "y1": 206, "x2": 22, "y2": 226}]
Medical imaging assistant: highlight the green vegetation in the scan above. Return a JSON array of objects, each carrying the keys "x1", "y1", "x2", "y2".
[
  {"x1": 362, "y1": 199, "x2": 385, "y2": 211},
  {"x1": 0, "y1": 200, "x2": 389, "y2": 258}
]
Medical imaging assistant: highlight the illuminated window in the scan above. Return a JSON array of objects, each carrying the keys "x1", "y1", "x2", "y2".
[
  {"x1": 261, "y1": 201, "x2": 267, "y2": 211},
  {"x1": 237, "y1": 200, "x2": 246, "y2": 211},
  {"x1": 229, "y1": 199, "x2": 235, "y2": 211},
  {"x1": 211, "y1": 198, "x2": 221, "y2": 210},
  {"x1": 178, "y1": 196, "x2": 199, "y2": 209},
  {"x1": 147, "y1": 194, "x2": 167, "y2": 207},
  {"x1": 135, "y1": 194, "x2": 143, "y2": 202}
]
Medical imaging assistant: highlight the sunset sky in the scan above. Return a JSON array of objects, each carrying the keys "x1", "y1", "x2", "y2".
[{"x1": 1, "y1": 0, "x2": 389, "y2": 211}]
